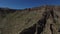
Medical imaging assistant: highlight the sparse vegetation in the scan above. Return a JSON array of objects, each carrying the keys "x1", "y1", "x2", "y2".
[{"x1": 0, "y1": 5, "x2": 60, "y2": 34}]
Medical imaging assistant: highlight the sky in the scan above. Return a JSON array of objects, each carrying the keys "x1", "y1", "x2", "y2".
[{"x1": 0, "y1": 0, "x2": 60, "y2": 9}]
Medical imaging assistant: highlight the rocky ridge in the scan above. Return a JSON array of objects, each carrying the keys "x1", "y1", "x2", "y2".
[{"x1": 0, "y1": 5, "x2": 60, "y2": 34}]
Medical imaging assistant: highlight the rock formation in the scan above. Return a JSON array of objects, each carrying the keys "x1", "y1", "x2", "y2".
[{"x1": 0, "y1": 5, "x2": 60, "y2": 34}]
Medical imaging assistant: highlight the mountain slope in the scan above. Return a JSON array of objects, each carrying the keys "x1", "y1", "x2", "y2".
[{"x1": 0, "y1": 5, "x2": 60, "y2": 34}]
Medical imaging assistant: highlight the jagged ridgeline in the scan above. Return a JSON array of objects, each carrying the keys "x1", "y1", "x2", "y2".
[{"x1": 0, "y1": 5, "x2": 60, "y2": 34}]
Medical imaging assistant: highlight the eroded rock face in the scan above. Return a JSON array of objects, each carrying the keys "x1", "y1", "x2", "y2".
[{"x1": 0, "y1": 5, "x2": 60, "y2": 34}]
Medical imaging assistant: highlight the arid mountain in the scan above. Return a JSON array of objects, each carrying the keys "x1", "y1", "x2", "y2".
[{"x1": 0, "y1": 5, "x2": 60, "y2": 34}]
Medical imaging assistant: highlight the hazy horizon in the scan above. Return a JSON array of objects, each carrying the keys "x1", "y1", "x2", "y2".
[{"x1": 0, "y1": 0, "x2": 60, "y2": 9}]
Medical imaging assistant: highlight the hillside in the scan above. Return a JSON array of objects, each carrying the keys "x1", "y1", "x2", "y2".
[{"x1": 0, "y1": 5, "x2": 60, "y2": 34}]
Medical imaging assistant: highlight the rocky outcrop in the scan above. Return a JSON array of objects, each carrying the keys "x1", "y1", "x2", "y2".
[{"x1": 0, "y1": 5, "x2": 60, "y2": 34}]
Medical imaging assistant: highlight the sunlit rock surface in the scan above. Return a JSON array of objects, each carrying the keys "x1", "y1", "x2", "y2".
[{"x1": 0, "y1": 5, "x2": 60, "y2": 34}]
